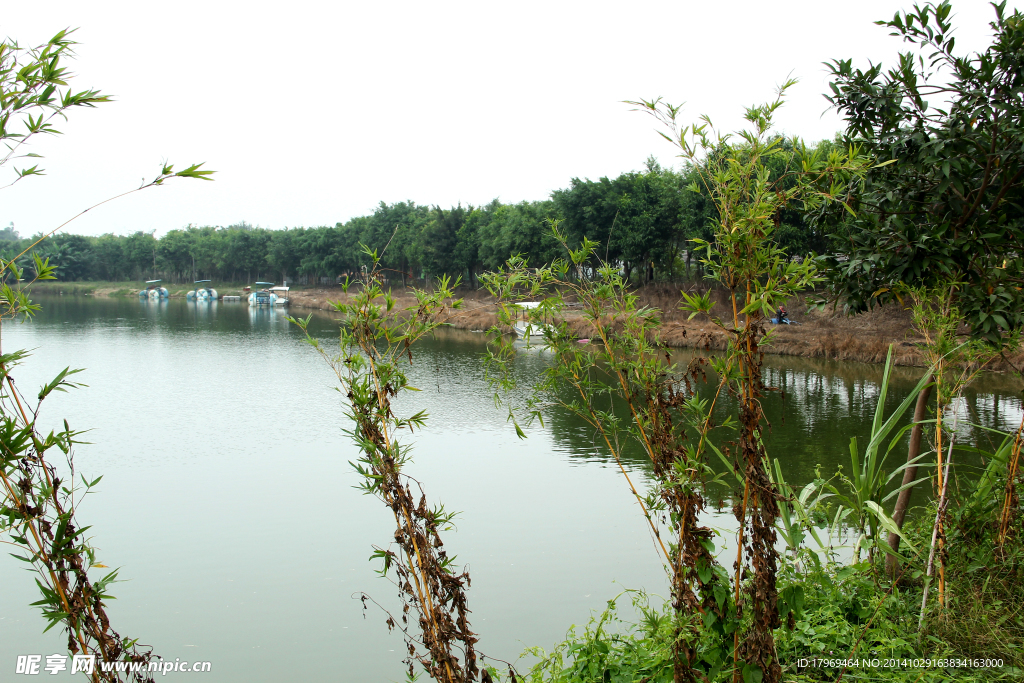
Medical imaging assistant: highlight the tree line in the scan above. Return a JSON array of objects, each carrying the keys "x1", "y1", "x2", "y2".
[{"x1": 1, "y1": 141, "x2": 844, "y2": 287}]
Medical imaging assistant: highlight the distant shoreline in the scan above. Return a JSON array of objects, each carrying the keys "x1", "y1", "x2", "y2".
[
  {"x1": 284, "y1": 287, "x2": 1022, "y2": 374},
  {"x1": 30, "y1": 281, "x2": 1024, "y2": 372}
]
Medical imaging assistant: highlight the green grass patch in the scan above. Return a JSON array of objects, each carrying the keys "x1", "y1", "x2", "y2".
[
  {"x1": 514, "y1": 503, "x2": 1024, "y2": 682},
  {"x1": 28, "y1": 280, "x2": 250, "y2": 298}
]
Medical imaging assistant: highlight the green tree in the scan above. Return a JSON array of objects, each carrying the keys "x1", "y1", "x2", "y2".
[
  {"x1": 820, "y1": 0, "x2": 1024, "y2": 346},
  {"x1": 613, "y1": 169, "x2": 680, "y2": 283},
  {"x1": 225, "y1": 226, "x2": 270, "y2": 282},
  {"x1": 157, "y1": 228, "x2": 196, "y2": 282},
  {"x1": 92, "y1": 234, "x2": 128, "y2": 280},
  {"x1": 453, "y1": 203, "x2": 486, "y2": 287},
  {"x1": 553, "y1": 166, "x2": 686, "y2": 282},
  {"x1": 123, "y1": 231, "x2": 158, "y2": 280},
  {"x1": 35, "y1": 233, "x2": 93, "y2": 280},
  {"x1": 819, "y1": 2, "x2": 1024, "y2": 568},
  {"x1": 553, "y1": 175, "x2": 623, "y2": 265},
  {"x1": 419, "y1": 205, "x2": 466, "y2": 279},
  {"x1": 267, "y1": 227, "x2": 305, "y2": 284},
  {"x1": 190, "y1": 226, "x2": 224, "y2": 280},
  {"x1": 476, "y1": 200, "x2": 559, "y2": 273},
  {"x1": 357, "y1": 201, "x2": 430, "y2": 286}
]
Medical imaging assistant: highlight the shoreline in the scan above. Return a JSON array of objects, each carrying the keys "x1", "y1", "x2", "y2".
[
  {"x1": 34, "y1": 282, "x2": 1024, "y2": 372},
  {"x1": 284, "y1": 286, "x2": 1024, "y2": 373}
]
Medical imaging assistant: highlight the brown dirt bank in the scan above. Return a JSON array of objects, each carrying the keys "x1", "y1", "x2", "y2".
[{"x1": 287, "y1": 284, "x2": 1024, "y2": 373}]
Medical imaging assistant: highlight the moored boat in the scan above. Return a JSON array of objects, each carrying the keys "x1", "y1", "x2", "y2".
[
  {"x1": 186, "y1": 279, "x2": 218, "y2": 301},
  {"x1": 268, "y1": 285, "x2": 289, "y2": 306},
  {"x1": 510, "y1": 301, "x2": 552, "y2": 345},
  {"x1": 139, "y1": 280, "x2": 169, "y2": 299},
  {"x1": 248, "y1": 282, "x2": 278, "y2": 307}
]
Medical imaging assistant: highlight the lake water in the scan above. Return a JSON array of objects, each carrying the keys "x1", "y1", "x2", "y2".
[{"x1": 1, "y1": 297, "x2": 1020, "y2": 681}]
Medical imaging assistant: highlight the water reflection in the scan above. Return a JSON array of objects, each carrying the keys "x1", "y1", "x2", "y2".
[
  {"x1": 538, "y1": 345, "x2": 1023, "y2": 490},
  {"x1": 2, "y1": 295, "x2": 1020, "y2": 682},
  {"x1": 22, "y1": 295, "x2": 1023, "y2": 488},
  {"x1": 247, "y1": 304, "x2": 293, "y2": 332},
  {"x1": 139, "y1": 298, "x2": 169, "y2": 312}
]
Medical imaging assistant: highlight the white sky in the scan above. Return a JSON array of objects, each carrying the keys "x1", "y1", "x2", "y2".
[{"x1": 3, "y1": 0, "x2": 1019, "y2": 237}]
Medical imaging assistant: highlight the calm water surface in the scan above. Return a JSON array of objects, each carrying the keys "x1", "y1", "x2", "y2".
[{"x1": 0, "y1": 297, "x2": 1020, "y2": 681}]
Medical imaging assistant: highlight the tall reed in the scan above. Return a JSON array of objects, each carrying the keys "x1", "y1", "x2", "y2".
[
  {"x1": 482, "y1": 232, "x2": 734, "y2": 683},
  {"x1": 629, "y1": 81, "x2": 872, "y2": 683},
  {"x1": 824, "y1": 345, "x2": 931, "y2": 566},
  {"x1": 998, "y1": 419, "x2": 1024, "y2": 549},
  {"x1": 290, "y1": 248, "x2": 481, "y2": 682},
  {"x1": 902, "y1": 284, "x2": 999, "y2": 607}
]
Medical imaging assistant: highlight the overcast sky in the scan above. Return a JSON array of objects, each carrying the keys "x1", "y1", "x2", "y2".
[{"x1": 3, "y1": 0, "x2": 1019, "y2": 237}]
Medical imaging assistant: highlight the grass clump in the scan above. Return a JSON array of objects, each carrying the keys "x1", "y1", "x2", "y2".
[
  {"x1": 521, "y1": 518, "x2": 1024, "y2": 682},
  {"x1": 519, "y1": 591, "x2": 677, "y2": 683}
]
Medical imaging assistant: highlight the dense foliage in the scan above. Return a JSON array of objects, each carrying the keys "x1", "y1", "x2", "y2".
[
  {"x1": 1, "y1": 146, "x2": 840, "y2": 287},
  {"x1": 523, "y1": 506, "x2": 1024, "y2": 683},
  {"x1": 821, "y1": 1, "x2": 1024, "y2": 345}
]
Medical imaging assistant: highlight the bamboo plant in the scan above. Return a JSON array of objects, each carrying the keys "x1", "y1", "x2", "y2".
[
  {"x1": 290, "y1": 247, "x2": 483, "y2": 683},
  {"x1": 628, "y1": 81, "x2": 872, "y2": 683},
  {"x1": 901, "y1": 284, "x2": 1001, "y2": 614},
  {"x1": 0, "y1": 28, "x2": 211, "y2": 683},
  {"x1": 0, "y1": 262, "x2": 158, "y2": 683},
  {"x1": 481, "y1": 232, "x2": 737, "y2": 683}
]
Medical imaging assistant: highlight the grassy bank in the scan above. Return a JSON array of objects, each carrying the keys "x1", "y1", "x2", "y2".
[
  {"x1": 27, "y1": 280, "x2": 1024, "y2": 371},
  {"x1": 30, "y1": 280, "x2": 253, "y2": 298},
  {"x1": 514, "y1": 504, "x2": 1024, "y2": 682}
]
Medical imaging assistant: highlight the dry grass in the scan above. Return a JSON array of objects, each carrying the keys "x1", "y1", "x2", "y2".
[{"x1": 288, "y1": 283, "x2": 1024, "y2": 372}]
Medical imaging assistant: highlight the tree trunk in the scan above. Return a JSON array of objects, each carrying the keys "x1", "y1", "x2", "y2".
[{"x1": 885, "y1": 378, "x2": 933, "y2": 577}]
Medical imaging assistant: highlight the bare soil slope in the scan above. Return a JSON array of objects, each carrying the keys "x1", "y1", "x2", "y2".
[{"x1": 288, "y1": 284, "x2": 1024, "y2": 372}]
